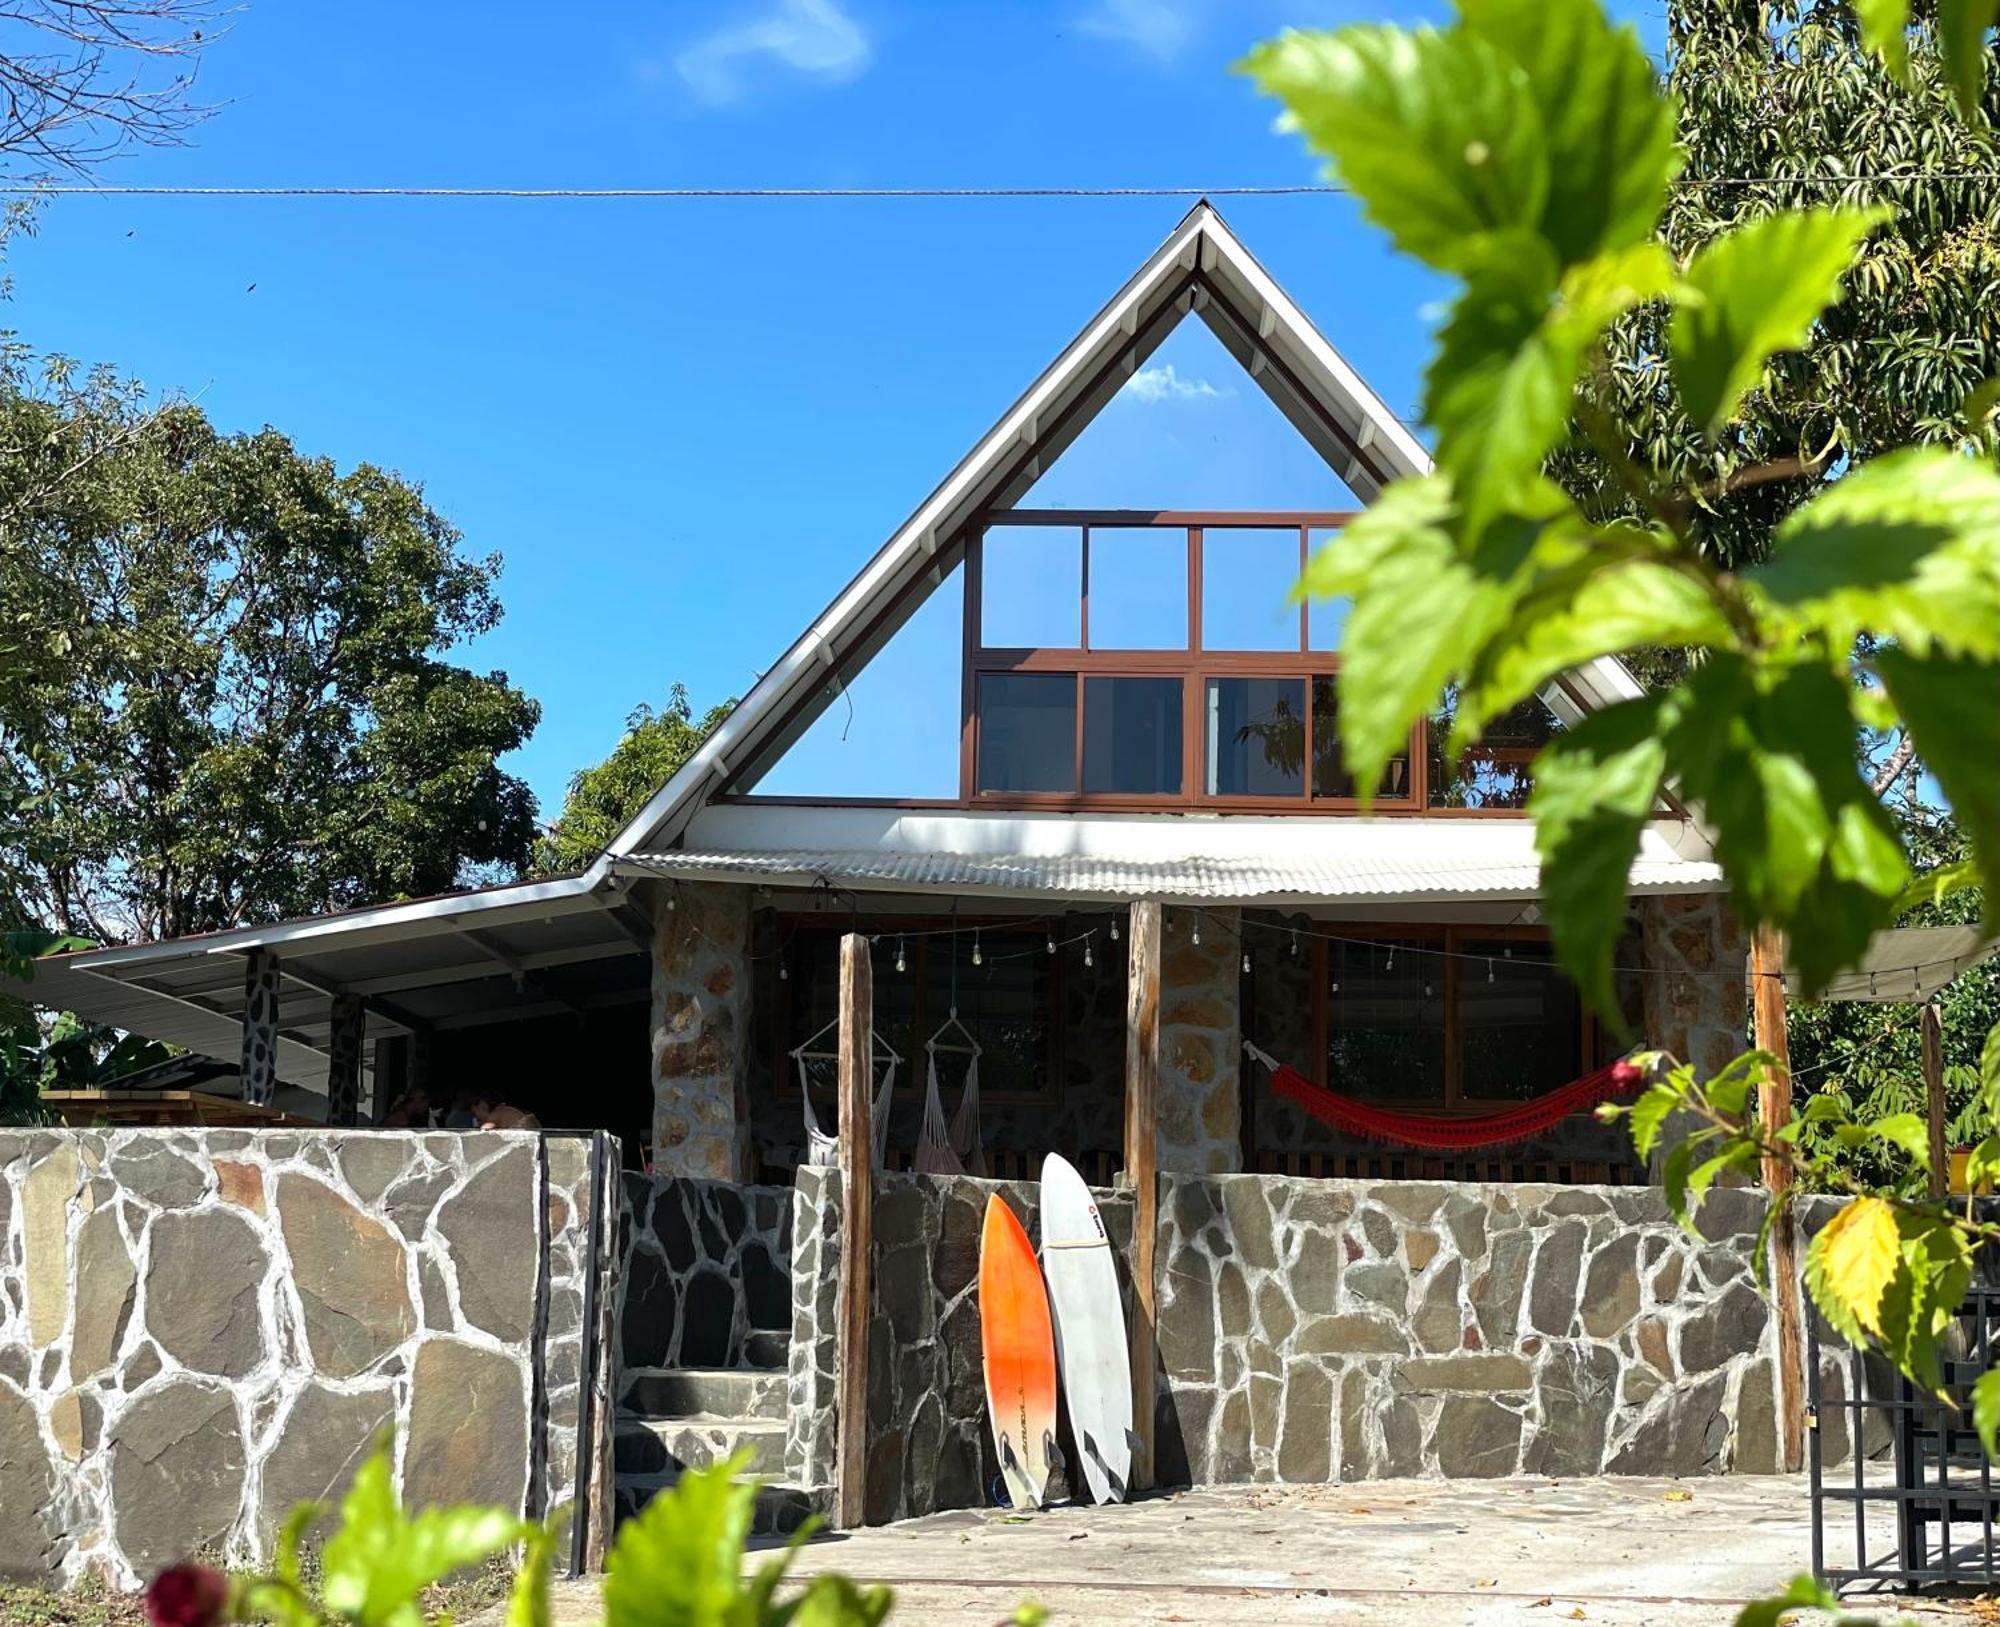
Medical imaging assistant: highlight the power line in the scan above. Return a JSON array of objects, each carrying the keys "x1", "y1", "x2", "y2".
[{"x1": 2, "y1": 173, "x2": 2000, "y2": 200}]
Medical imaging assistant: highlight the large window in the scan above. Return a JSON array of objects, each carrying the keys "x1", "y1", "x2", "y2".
[
  {"x1": 967, "y1": 514, "x2": 1428, "y2": 810},
  {"x1": 1314, "y1": 928, "x2": 1590, "y2": 1105}
]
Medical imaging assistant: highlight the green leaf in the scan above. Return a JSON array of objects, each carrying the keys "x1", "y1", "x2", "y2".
[
  {"x1": 1526, "y1": 693, "x2": 1671, "y2": 1015},
  {"x1": 1688, "y1": 1140, "x2": 1761, "y2": 1200},
  {"x1": 1732, "y1": 1574, "x2": 1843, "y2": 1627},
  {"x1": 1668, "y1": 657, "x2": 1908, "y2": 998},
  {"x1": 1975, "y1": 1369, "x2": 2000, "y2": 1460},
  {"x1": 1753, "y1": 449, "x2": 2000, "y2": 662},
  {"x1": 1238, "y1": 26, "x2": 1550, "y2": 276},
  {"x1": 1705, "y1": 1050, "x2": 1779, "y2": 1121},
  {"x1": 505, "y1": 1517, "x2": 560, "y2": 1627},
  {"x1": 1298, "y1": 477, "x2": 1556, "y2": 799},
  {"x1": 603, "y1": 1452, "x2": 759, "y2": 1627},
  {"x1": 1865, "y1": 1111, "x2": 1932, "y2": 1171},
  {"x1": 1878, "y1": 1210, "x2": 1972, "y2": 1391},
  {"x1": 1981, "y1": 1020, "x2": 2000, "y2": 1125},
  {"x1": 1670, "y1": 209, "x2": 1891, "y2": 433},
  {"x1": 1629, "y1": 1082, "x2": 1681, "y2": 1162},
  {"x1": 1874, "y1": 649, "x2": 2000, "y2": 909},
  {"x1": 319, "y1": 1438, "x2": 523, "y2": 1627},
  {"x1": 1457, "y1": 0, "x2": 1682, "y2": 265},
  {"x1": 1458, "y1": 550, "x2": 1730, "y2": 747},
  {"x1": 1938, "y1": 0, "x2": 2000, "y2": 121},
  {"x1": 790, "y1": 1574, "x2": 896, "y2": 1627},
  {"x1": 1895, "y1": 858, "x2": 1982, "y2": 915},
  {"x1": 1852, "y1": 0, "x2": 1913, "y2": 84}
]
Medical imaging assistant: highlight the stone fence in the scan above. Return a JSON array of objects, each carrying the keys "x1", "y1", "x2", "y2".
[
  {"x1": 0, "y1": 1128, "x2": 594, "y2": 1586},
  {"x1": 787, "y1": 1168, "x2": 1813, "y2": 1522}
]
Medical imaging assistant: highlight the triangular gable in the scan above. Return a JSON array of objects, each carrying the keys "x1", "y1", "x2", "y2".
[
  {"x1": 607, "y1": 202, "x2": 1437, "y2": 857},
  {"x1": 605, "y1": 202, "x2": 1637, "y2": 858}
]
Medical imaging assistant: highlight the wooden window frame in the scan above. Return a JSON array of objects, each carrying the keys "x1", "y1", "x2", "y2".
[
  {"x1": 1306, "y1": 923, "x2": 1598, "y2": 1111},
  {"x1": 768, "y1": 916, "x2": 1073, "y2": 1107},
  {"x1": 962, "y1": 512, "x2": 1470, "y2": 814}
]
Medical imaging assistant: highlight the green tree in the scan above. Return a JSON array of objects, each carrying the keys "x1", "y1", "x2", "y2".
[
  {"x1": 535, "y1": 686, "x2": 732, "y2": 875},
  {"x1": 1555, "y1": 0, "x2": 2000, "y2": 577},
  {"x1": 0, "y1": 362, "x2": 542, "y2": 943}
]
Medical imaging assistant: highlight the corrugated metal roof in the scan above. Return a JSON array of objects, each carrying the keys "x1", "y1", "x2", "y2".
[{"x1": 618, "y1": 847, "x2": 1724, "y2": 903}]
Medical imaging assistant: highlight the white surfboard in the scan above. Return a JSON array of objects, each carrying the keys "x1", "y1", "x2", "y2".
[{"x1": 1038, "y1": 1152, "x2": 1134, "y2": 1504}]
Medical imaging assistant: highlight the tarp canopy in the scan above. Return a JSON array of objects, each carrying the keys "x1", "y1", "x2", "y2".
[{"x1": 1789, "y1": 925, "x2": 1997, "y2": 1005}]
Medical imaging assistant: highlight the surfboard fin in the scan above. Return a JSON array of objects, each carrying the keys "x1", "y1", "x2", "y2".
[{"x1": 1080, "y1": 1429, "x2": 1127, "y2": 1504}]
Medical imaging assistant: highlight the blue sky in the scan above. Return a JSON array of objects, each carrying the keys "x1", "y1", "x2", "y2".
[{"x1": 9, "y1": 0, "x2": 1665, "y2": 813}]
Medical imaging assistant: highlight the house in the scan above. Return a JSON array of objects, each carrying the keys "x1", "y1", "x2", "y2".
[
  {"x1": 2, "y1": 208, "x2": 1808, "y2": 1554},
  {"x1": 8, "y1": 203, "x2": 1737, "y2": 1183}
]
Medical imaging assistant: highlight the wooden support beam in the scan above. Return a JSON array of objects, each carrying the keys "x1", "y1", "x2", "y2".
[
  {"x1": 240, "y1": 948, "x2": 281, "y2": 1107},
  {"x1": 326, "y1": 993, "x2": 365, "y2": 1126},
  {"x1": 834, "y1": 931, "x2": 874, "y2": 1529},
  {"x1": 1923, "y1": 1002, "x2": 1948, "y2": 1200},
  {"x1": 1750, "y1": 922, "x2": 1807, "y2": 1475},
  {"x1": 1123, "y1": 900, "x2": 1162, "y2": 1493}
]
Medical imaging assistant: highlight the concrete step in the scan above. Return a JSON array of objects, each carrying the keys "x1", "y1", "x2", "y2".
[
  {"x1": 742, "y1": 1328, "x2": 788, "y2": 1369},
  {"x1": 614, "y1": 1470, "x2": 819, "y2": 1536},
  {"x1": 615, "y1": 1412, "x2": 786, "y2": 1479},
  {"x1": 622, "y1": 1366, "x2": 787, "y2": 1420}
]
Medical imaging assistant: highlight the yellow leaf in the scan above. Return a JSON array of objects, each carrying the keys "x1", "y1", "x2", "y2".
[
  {"x1": 1815, "y1": 1196, "x2": 1902, "y2": 1337},
  {"x1": 1663, "y1": 1488, "x2": 1693, "y2": 1502}
]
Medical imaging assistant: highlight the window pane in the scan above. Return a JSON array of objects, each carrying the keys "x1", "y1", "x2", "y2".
[
  {"x1": 1458, "y1": 938, "x2": 1582, "y2": 1101},
  {"x1": 1428, "y1": 691, "x2": 1560, "y2": 808},
  {"x1": 1200, "y1": 527, "x2": 1303, "y2": 650},
  {"x1": 1311, "y1": 676, "x2": 1411, "y2": 801},
  {"x1": 1088, "y1": 527, "x2": 1188, "y2": 649},
  {"x1": 981, "y1": 526, "x2": 1081, "y2": 647},
  {"x1": 1083, "y1": 676, "x2": 1182, "y2": 794},
  {"x1": 977, "y1": 673, "x2": 1076, "y2": 793},
  {"x1": 1306, "y1": 528, "x2": 1351, "y2": 651},
  {"x1": 924, "y1": 929, "x2": 1052, "y2": 1098},
  {"x1": 1205, "y1": 677, "x2": 1305, "y2": 797},
  {"x1": 1326, "y1": 936, "x2": 1446, "y2": 1102}
]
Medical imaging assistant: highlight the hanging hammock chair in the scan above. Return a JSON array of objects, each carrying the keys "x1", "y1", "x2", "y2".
[
  {"x1": 914, "y1": 1010, "x2": 986, "y2": 1176},
  {"x1": 796, "y1": 1017, "x2": 901, "y2": 1169},
  {"x1": 1243, "y1": 1041, "x2": 1645, "y2": 1151}
]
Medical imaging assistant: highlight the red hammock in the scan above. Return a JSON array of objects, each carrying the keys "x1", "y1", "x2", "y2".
[{"x1": 1260, "y1": 1054, "x2": 1645, "y2": 1151}]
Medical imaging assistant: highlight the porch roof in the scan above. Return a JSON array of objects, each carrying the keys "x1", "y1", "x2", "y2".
[{"x1": 619, "y1": 805, "x2": 1722, "y2": 904}]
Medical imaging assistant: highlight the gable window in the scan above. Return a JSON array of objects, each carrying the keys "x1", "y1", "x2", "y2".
[{"x1": 964, "y1": 513, "x2": 1430, "y2": 811}]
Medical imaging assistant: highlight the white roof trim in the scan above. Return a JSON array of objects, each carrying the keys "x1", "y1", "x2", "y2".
[{"x1": 604, "y1": 201, "x2": 1444, "y2": 858}]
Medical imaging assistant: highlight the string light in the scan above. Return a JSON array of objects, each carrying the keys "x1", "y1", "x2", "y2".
[
  {"x1": 1242, "y1": 950, "x2": 1252, "y2": 974},
  {"x1": 972, "y1": 930, "x2": 982, "y2": 968},
  {"x1": 1384, "y1": 947, "x2": 1395, "y2": 974},
  {"x1": 1192, "y1": 920, "x2": 1202, "y2": 946},
  {"x1": 1047, "y1": 929, "x2": 1057, "y2": 955},
  {"x1": 1289, "y1": 927, "x2": 1299, "y2": 958},
  {"x1": 1487, "y1": 959, "x2": 1496, "y2": 984},
  {"x1": 895, "y1": 938, "x2": 905, "y2": 974},
  {"x1": 1083, "y1": 934, "x2": 1094, "y2": 969},
  {"x1": 778, "y1": 959, "x2": 788, "y2": 982},
  {"x1": 1111, "y1": 916, "x2": 1120, "y2": 943}
]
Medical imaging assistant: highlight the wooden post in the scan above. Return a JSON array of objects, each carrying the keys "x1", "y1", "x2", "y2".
[
  {"x1": 240, "y1": 948, "x2": 281, "y2": 1107},
  {"x1": 1751, "y1": 922, "x2": 1807, "y2": 1474},
  {"x1": 834, "y1": 932, "x2": 874, "y2": 1529},
  {"x1": 1923, "y1": 1002, "x2": 1948, "y2": 1200},
  {"x1": 1123, "y1": 900, "x2": 1162, "y2": 1493},
  {"x1": 326, "y1": 994, "x2": 365, "y2": 1126}
]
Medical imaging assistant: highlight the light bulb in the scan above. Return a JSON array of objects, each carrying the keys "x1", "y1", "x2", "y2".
[
  {"x1": 1192, "y1": 920, "x2": 1202, "y2": 946},
  {"x1": 972, "y1": 933, "x2": 982, "y2": 968},
  {"x1": 1047, "y1": 931, "x2": 1056, "y2": 955},
  {"x1": 1083, "y1": 935, "x2": 1094, "y2": 968},
  {"x1": 1385, "y1": 950, "x2": 1395, "y2": 973},
  {"x1": 778, "y1": 962, "x2": 788, "y2": 982},
  {"x1": 1241, "y1": 951, "x2": 1251, "y2": 974},
  {"x1": 1111, "y1": 917, "x2": 1120, "y2": 942},
  {"x1": 1330, "y1": 978, "x2": 1340, "y2": 993},
  {"x1": 1289, "y1": 928, "x2": 1299, "y2": 957},
  {"x1": 895, "y1": 939, "x2": 905, "y2": 974},
  {"x1": 1487, "y1": 959, "x2": 1495, "y2": 984}
]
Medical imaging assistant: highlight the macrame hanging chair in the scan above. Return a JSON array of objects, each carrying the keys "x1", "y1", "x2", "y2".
[
  {"x1": 795, "y1": 1015, "x2": 900, "y2": 1169},
  {"x1": 1242, "y1": 1040, "x2": 1645, "y2": 1151},
  {"x1": 915, "y1": 1010, "x2": 986, "y2": 1176}
]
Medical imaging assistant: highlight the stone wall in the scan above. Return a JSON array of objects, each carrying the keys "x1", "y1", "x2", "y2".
[
  {"x1": 1637, "y1": 893, "x2": 1749, "y2": 1083},
  {"x1": 650, "y1": 882, "x2": 752, "y2": 1180},
  {"x1": 790, "y1": 1168, "x2": 1804, "y2": 1522},
  {"x1": 0, "y1": 1129, "x2": 593, "y2": 1586},
  {"x1": 1158, "y1": 907, "x2": 1241, "y2": 1174},
  {"x1": 618, "y1": 1174, "x2": 791, "y2": 1371}
]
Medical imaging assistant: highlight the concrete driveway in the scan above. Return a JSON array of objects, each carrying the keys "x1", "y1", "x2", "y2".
[{"x1": 545, "y1": 1476, "x2": 1980, "y2": 1626}]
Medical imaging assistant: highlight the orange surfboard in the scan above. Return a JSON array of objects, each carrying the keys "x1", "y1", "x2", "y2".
[{"x1": 978, "y1": 1192, "x2": 1059, "y2": 1509}]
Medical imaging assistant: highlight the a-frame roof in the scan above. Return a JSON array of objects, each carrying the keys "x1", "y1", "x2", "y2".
[{"x1": 603, "y1": 200, "x2": 1479, "y2": 858}]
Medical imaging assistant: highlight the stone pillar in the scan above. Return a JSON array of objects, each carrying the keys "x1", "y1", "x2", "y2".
[
  {"x1": 1637, "y1": 892, "x2": 1749, "y2": 1081},
  {"x1": 240, "y1": 948, "x2": 281, "y2": 1107},
  {"x1": 325, "y1": 994, "x2": 365, "y2": 1126},
  {"x1": 1157, "y1": 906, "x2": 1242, "y2": 1173},
  {"x1": 649, "y1": 881, "x2": 752, "y2": 1179}
]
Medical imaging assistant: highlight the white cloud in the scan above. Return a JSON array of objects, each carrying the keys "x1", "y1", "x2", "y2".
[
  {"x1": 1122, "y1": 364, "x2": 1229, "y2": 404},
  {"x1": 1075, "y1": 0, "x2": 1196, "y2": 64},
  {"x1": 674, "y1": 0, "x2": 871, "y2": 107}
]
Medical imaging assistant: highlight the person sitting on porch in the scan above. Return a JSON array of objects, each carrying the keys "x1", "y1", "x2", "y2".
[{"x1": 472, "y1": 1091, "x2": 541, "y2": 1130}]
